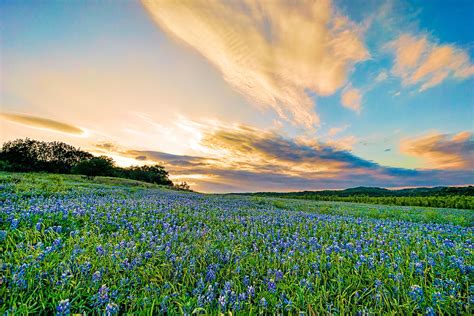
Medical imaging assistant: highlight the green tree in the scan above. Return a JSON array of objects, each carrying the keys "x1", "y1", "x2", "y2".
[
  {"x1": 72, "y1": 156, "x2": 115, "y2": 179},
  {"x1": 0, "y1": 138, "x2": 93, "y2": 173},
  {"x1": 123, "y1": 164, "x2": 173, "y2": 185}
]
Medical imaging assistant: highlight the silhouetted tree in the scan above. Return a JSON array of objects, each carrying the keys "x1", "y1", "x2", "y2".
[
  {"x1": 71, "y1": 156, "x2": 116, "y2": 179},
  {"x1": 0, "y1": 138, "x2": 92, "y2": 173},
  {"x1": 122, "y1": 164, "x2": 173, "y2": 185},
  {"x1": 174, "y1": 181, "x2": 191, "y2": 191},
  {"x1": 0, "y1": 138, "x2": 180, "y2": 188}
]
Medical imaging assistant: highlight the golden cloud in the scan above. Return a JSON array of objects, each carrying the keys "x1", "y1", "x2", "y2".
[
  {"x1": 341, "y1": 88, "x2": 362, "y2": 112},
  {"x1": 400, "y1": 131, "x2": 474, "y2": 169},
  {"x1": 93, "y1": 122, "x2": 473, "y2": 192},
  {"x1": 0, "y1": 112, "x2": 84, "y2": 135},
  {"x1": 142, "y1": 0, "x2": 369, "y2": 128},
  {"x1": 387, "y1": 34, "x2": 473, "y2": 91}
]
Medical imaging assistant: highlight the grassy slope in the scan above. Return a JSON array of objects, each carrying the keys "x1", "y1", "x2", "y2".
[
  {"x1": 1, "y1": 172, "x2": 472, "y2": 226},
  {"x1": 246, "y1": 196, "x2": 474, "y2": 226},
  {"x1": 0, "y1": 171, "x2": 172, "y2": 198}
]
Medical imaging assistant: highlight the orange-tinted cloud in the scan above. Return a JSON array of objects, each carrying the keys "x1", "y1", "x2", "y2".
[
  {"x1": 0, "y1": 112, "x2": 84, "y2": 135},
  {"x1": 142, "y1": 0, "x2": 369, "y2": 128},
  {"x1": 341, "y1": 88, "x2": 362, "y2": 112},
  {"x1": 92, "y1": 123, "x2": 474, "y2": 192},
  {"x1": 387, "y1": 34, "x2": 473, "y2": 91},
  {"x1": 400, "y1": 131, "x2": 474, "y2": 169},
  {"x1": 328, "y1": 125, "x2": 348, "y2": 137}
]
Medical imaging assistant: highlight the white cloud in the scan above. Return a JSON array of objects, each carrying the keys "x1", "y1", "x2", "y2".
[{"x1": 375, "y1": 70, "x2": 388, "y2": 83}]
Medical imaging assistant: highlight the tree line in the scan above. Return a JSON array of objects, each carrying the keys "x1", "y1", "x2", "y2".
[
  {"x1": 236, "y1": 186, "x2": 474, "y2": 210},
  {"x1": 0, "y1": 138, "x2": 190, "y2": 190}
]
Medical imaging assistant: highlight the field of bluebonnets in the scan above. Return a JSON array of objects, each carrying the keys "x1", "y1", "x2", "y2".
[{"x1": 1, "y1": 173, "x2": 473, "y2": 315}]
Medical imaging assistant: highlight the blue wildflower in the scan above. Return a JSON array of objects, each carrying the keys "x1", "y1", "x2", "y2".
[{"x1": 56, "y1": 299, "x2": 70, "y2": 316}]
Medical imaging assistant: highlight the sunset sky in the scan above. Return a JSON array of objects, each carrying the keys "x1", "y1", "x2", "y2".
[{"x1": 1, "y1": 0, "x2": 473, "y2": 192}]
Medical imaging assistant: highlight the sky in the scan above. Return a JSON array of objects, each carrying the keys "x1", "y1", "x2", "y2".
[{"x1": 1, "y1": 0, "x2": 473, "y2": 192}]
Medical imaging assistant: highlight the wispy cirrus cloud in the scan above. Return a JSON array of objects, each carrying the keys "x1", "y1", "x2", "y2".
[
  {"x1": 0, "y1": 112, "x2": 84, "y2": 135},
  {"x1": 400, "y1": 131, "x2": 474, "y2": 169},
  {"x1": 387, "y1": 34, "x2": 474, "y2": 91},
  {"x1": 142, "y1": 0, "x2": 369, "y2": 129}
]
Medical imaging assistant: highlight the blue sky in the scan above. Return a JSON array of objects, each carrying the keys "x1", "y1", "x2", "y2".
[{"x1": 1, "y1": 0, "x2": 473, "y2": 192}]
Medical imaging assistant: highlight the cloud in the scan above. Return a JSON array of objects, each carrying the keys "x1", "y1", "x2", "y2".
[
  {"x1": 0, "y1": 112, "x2": 84, "y2": 135},
  {"x1": 387, "y1": 34, "x2": 473, "y2": 91},
  {"x1": 201, "y1": 126, "x2": 375, "y2": 170},
  {"x1": 341, "y1": 88, "x2": 362, "y2": 112},
  {"x1": 400, "y1": 131, "x2": 474, "y2": 169},
  {"x1": 374, "y1": 70, "x2": 388, "y2": 83},
  {"x1": 142, "y1": 0, "x2": 369, "y2": 128},
  {"x1": 97, "y1": 123, "x2": 473, "y2": 192},
  {"x1": 328, "y1": 125, "x2": 348, "y2": 137},
  {"x1": 326, "y1": 135, "x2": 357, "y2": 151}
]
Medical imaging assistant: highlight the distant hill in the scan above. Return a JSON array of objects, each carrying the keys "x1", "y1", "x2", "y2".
[
  {"x1": 231, "y1": 186, "x2": 474, "y2": 209},
  {"x1": 236, "y1": 186, "x2": 474, "y2": 197}
]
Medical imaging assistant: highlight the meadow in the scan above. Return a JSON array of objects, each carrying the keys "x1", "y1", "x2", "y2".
[{"x1": 1, "y1": 173, "x2": 473, "y2": 314}]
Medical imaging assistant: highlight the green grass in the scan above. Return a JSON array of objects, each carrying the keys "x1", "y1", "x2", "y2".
[
  {"x1": 247, "y1": 196, "x2": 474, "y2": 226},
  {"x1": 1, "y1": 172, "x2": 472, "y2": 226},
  {"x1": 0, "y1": 172, "x2": 172, "y2": 199},
  {"x1": 1, "y1": 172, "x2": 472, "y2": 314}
]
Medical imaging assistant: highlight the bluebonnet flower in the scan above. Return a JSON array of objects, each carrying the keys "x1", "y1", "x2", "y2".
[
  {"x1": 432, "y1": 292, "x2": 442, "y2": 305},
  {"x1": 409, "y1": 285, "x2": 424, "y2": 303},
  {"x1": 443, "y1": 239, "x2": 455, "y2": 248},
  {"x1": 275, "y1": 270, "x2": 284, "y2": 281},
  {"x1": 375, "y1": 279, "x2": 383, "y2": 289},
  {"x1": 106, "y1": 302, "x2": 119, "y2": 315},
  {"x1": 80, "y1": 261, "x2": 91, "y2": 274},
  {"x1": 52, "y1": 238, "x2": 62, "y2": 249},
  {"x1": 96, "y1": 245, "x2": 105, "y2": 256},
  {"x1": 11, "y1": 219, "x2": 19, "y2": 229},
  {"x1": 260, "y1": 297, "x2": 268, "y2": 309},
  {"x1": 218, "y1": 295, "x2": 226, "y2": 309},
  {"x1": 414, "y1": 261, "x2": 424, "y2": 275},
  {"x1": 205, "y1": 264, "x2": 217, "y2": 282},
  {"x1": 56, "y1": 299, "x2": 70, "y2": 316},
  {"x1": 267, "y1": 279, "x2": 277, "y2": 293},
  {"x1": 92, "y1": 271, "x2": 101, "y2": 283},
  {"x1": 247, "y1": 285, "x2": 255, "y2": 297},
  {"x1": 94, "y1": 284, "x2": 110, "y2": 306},
  {"x1": 0, "y1": 230, "x2": 6, "y2": 241},
  {"x1": 243, "y1": 275, "x2": 250, "y2": 286}
]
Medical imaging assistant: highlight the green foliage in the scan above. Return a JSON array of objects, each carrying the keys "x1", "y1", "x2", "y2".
[
  {"x1": 0, "y1": 172, "x2": 171, "y2": 201},
  {"x1": 0, "y1": 160, "x2": 13, "y2": 171},
  {"x1": 242, "y1": 187, "x2": 474, "y2": 210},
  {"x1": 116, "y1": 165, "x2": 173, "y2": 185},
  {"x1": 72, "y1": 156, "x2": 116, "y2": 178},
  {"x1": 267, "y1": 198, "x2": 474, "y2": 226},
  {"x1": 0, "y1": 138, "x2": 93, "y2": 173},
  {"x1": 0, "y1": 177, "x2": 472, "y2": 314},
  {"x1": 0, "y1": 138, "x2": 177, "y2": 188},
  {"x1": 173, "y1": 181, "x2": 192, "y2": 191}
]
